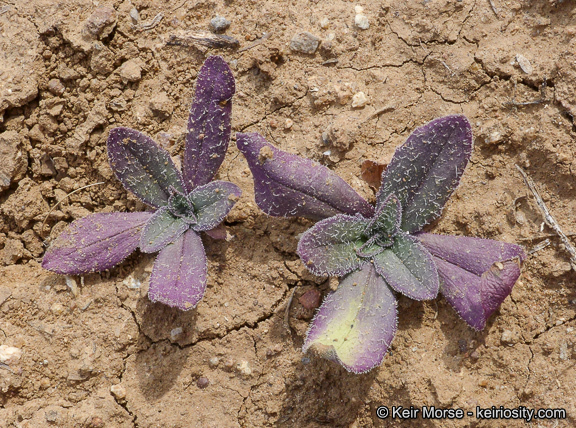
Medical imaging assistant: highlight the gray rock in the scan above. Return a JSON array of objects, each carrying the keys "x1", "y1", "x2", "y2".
[
  {"x1": 290, "y1": 32, "x2": 321, "y2": 54},
  {"x1": 210, "y1": 16, "x2": 231, "y2": 33}
]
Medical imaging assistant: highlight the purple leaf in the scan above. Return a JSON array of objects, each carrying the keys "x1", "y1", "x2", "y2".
[
  {"x1": 303, "y1": 263, "x2": 397, "y2": 374},
  {"x1": 373, "y1": 232, "x2": 439, "y2": 300},
  {"x1": 377, "y1": 115, "x2": 473, "y2": 233},
  {"x1": 148, "y1": 229, "x2": 207, "y2": 310},
  {"x1": 107, "y1": 127, "x2": 185, "y2": 208},
  {"x1": 417, "y1": 233, "x2": 525, "y2": 330},
  {"x1": 236, "y1": 133, "x2": 374, "y2": 220},
  {"x1": 297, "y1": 214, "x2": 371, "y2": 276},
  {"x1": 140, "y1": 206, "x2": 189, "y2": 253},
  {"x1": 183, "y1": 56, "x2": 235, "y2": 192},
  {"x1": 189, "y1": 181, "x2": 242, "y2": 232},
  {"x1": 42, "y1": 212, "x2": 153, "y2": 275}
]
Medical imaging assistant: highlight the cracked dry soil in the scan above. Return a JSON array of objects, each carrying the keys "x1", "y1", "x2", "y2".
[{"x1": 1, "y1": 0, "x2": 576, "y2": 427}]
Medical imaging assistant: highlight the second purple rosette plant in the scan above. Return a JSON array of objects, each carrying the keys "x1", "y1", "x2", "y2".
[
  {"x1": 43, "y1": 56, "x2": 240, "y2": 311},
  {"x1": 237, "y1": 115, "x2": 525, "y2": 373}
]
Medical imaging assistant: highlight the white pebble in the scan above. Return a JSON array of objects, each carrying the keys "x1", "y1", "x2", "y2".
[
  {"x1": 355, "y1": 14, "x2": 370, "y2": 30},
  {"x1": 110, "y1": 384, "x2": 126, "y2": 400},
  {"x1": 236, "y1": 360, "x2": 252, "y2": 377},
  {"x1": 355, "y1": 5, "x2": 364, "y2": 14},
  {"x1": 0, "y1": 345, "x2": 22, "y2": 365},
  {"x1": 170, "y1": 327, "x2": 183, "y2": 341},
  {"x1": 319, "y1": 17, "x2": 329, "y2": 29},
  {"x1": 351, "y1": 91, "x2": 369, "y2": 108},
  {"x1": 515, "y1": 54, "x2": 533, "y2": 74}
]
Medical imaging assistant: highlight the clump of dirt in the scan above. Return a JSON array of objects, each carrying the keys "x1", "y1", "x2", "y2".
[{"x1": 1, "y1": 0, "x2": 576, "y2": 427}]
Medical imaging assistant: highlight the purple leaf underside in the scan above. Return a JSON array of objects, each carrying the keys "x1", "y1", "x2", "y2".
[
  {"x1": 373, "y1": 232, "x2": 439, "y2": 300},
  {"x1": 107, "y1": 127, "x2": 185, "y2": 208},
  {"x1": 236, "y1": 133, "x2": 374, "y2": 220},
  {"x1": 140, "y1": 206, "x2": 189, "y2": 253},
  {"x1": 183, "y1": 56, "x2": 236, "y2": 192},
  {"x1": 297, "y1": 214, "x2": 371, "y2": 276},
  {"x1": 189, "y1": 181, "x2": 242, "y2": 232},
  {"x1": 42, "y1": 212, "x2": 153, "y2": 275},
  {"x1": 377, "y1": 115, "x2": 473, "y2": 233},
  {"x1": 148, "y1": 229, "x2": 207, "y2": 310},
  {"x1": 303, "y1": 263, "x2": 397, "y2": 374},
  {"x1": 418, "y1": 233, "x2": 525, "y2": 330}
]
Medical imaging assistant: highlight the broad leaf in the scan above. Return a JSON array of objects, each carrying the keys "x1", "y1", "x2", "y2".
[
  {"x1": 148, "y1": 229, "x2": 207, "y2": 310},
  {"x1": 417, "y1": 233, "x2": 525, "y2": 330},
  {"x1": 107, "y1": 127, "x2": 185, "y2": 208},
  {"x1": 373, "y1": 232, "x2": 439, "y2": 300},
  {"x1": 297, "y1": 214, "x2": 370, "y2": 276},
  {"x1": 183, "y1": 56, "x2": 235, "y2": 191},
  {"x1": 236, "y1": 133, "x2": 374, "y2": 220},
  {"x1": 140, "y1": 206, "x2": 189, "y2": 253},
  {"x1": 189, "y1": 181, "x2": 242, "y2": 232},
  {"x1": 42, "y1": 212, "x2": 152, "y2": 275},
  {"x1": 377, "y1": 115, "x2": 472, "y2": 233},
  {"x1": 303, "y1": 264, "x2": 397, "y2": 374}
]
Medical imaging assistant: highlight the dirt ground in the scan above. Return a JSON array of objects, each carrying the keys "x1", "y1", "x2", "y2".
[{"x1": 1, "y1": 0, "x2": 576, "y2": 426}]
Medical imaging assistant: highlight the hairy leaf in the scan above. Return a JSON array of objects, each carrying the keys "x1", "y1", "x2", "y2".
[
  {"x1": 107, "y1": 127, "x2": 185, "y2": 208},
  {"x1": 148, "y1": 229, "x2": 207, "y2": 310},
  {"x1": 377, "y1": 115, "x2": 472, "y2": 233},
  {"x1": 183, "y1": 56, "x2": 235, "y2": 191},
  {"x1": 366, "y1": 193, "x2": 401, "y2": 241},
  {"x1": 42, "y1": 212, "x2": 153, "y2": 275},
  {"x1": 418, "y1": 233, "x2": 525, "y2": 329},
  {"x1": 189, "y1": 181, "x2": 242, "y2": 231},
  {"x1": 297, "y1": 214, "x2": 370, "y2": 276},
  {"x1": 236, "y1": 133, "x2": 374, "y2": 220},
  {"x1": 140, "y1": 206, "x2": 189, "y2": 253},
  {"x1": 303, "y1": 263, "x2": 397, "y2": 374},
  {"x1": 373, "y1": 232, "x2": 439, "y2": 300}
]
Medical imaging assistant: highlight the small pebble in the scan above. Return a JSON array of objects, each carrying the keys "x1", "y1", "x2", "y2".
[
  {"x1": 50, "y1": 302, "x2": 65, "y2": 315},
  {"x1": 170, "y1": 327, "x2": 183, "y2": 341},
  {"x1": 208, "y1": 357, "x2": 219, "y2": 368},
  {"x1": 210, "y1": 16, "x2": 231, "y2": 33},
  {"x1": 0, "y1": 345, "x2": 22, "y2": 365},
  {"x1": 197, "y1": 377, "x2": 210, "y2": 389},
  {"x1": 355, "y1": 10, "x2": 370, "y2": 30},
  {"x1": 129, "y1": 7, "x2": 140, "y2": 23},
  {"x1": 351, "y1": 91, "x2": 368, "y2": 108},
  {"x1": 515, "y1": 54, "x2": 533, "y2": 74},
  {"x1": 110, "y1": 384, "x2": 126, "y2": 400},
  {"x1": 500, "y1": 329, "x2": 515, "y2": 344},
  {"x1": 284, "y1": 118, "x2": 294, "y2": 130},
  {"x1": 47, "y1": 79, "x2": 65, "y2": 96},
  {"x1": 236, "y1": 360, "x2": 252, "y2": 377},
  {"x1": 478, "y1": 379, "x2": 488, "y2": 387},
  {"x1": 319, "y1": 17, "x2": 330, "y2": 29},
  {"x1": 290, "y1": 32, "x2": 321, "y2": 54}
]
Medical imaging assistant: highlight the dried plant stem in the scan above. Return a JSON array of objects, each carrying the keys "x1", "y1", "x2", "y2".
[
  {"x1": 516, "y1": 165, "x2": 576, "y2": 270},
  {"x1": 528, "y1": 238, "x2": 551, "y2": 255},
  {"x1": 40, "y1": 182, "x2": 105, "y2": 238}
]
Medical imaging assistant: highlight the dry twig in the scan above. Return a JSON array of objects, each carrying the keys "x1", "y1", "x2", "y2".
[{"x1": 516, "y1": 165, "x2": 576, "y2": 270}]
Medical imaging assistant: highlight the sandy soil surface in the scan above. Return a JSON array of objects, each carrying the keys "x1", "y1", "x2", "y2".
[{"x1": 1, "y1": 0, "x2": 576, "y2": 427}]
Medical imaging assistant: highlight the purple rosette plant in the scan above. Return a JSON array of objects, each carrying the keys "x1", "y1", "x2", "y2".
[
  {"x1": 237, "y1": 115, "x2": 525, "y2": 373},
  {"x1": 43, "y1": 56, "x2": 240, "y2": 311}
]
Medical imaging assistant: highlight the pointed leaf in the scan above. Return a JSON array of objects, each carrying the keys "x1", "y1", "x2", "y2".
[
  {"x1": 148, "y1": 229, "x2": 207, "y2": 310},
  {"x1": 377, "y1": 115, "x2": 473, "y2": 233},
  {"x1": 189, "y1": 181, "x2": 241, "y2": 231},
  {"x1": 237, "y1": 133, "x2": 374, "y2": 220},
  {"x1": 373, "y1": 232, "x2": 439, "y2": 300},
  {"x1": 418, "y1": 233, "x2": 525, "y2": 330},
  {"x1": 140, "y1": 206, "x2": 189, "y2": 253},
  {"x1": 297, "y1": 214, "x2": 370, "y2": 276},
  {"x1": 107, "y1": 127, "x2": 185, "y2": 208},
  {"x1": 183, "y1": 56, "x2": 235, "y2": 191},
  {"x1": 42, "y1": 212, "x2": 152, "y2": 275},
  {"x1": 303, "y1": 264, "x2": 397, "y2": 374}
]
